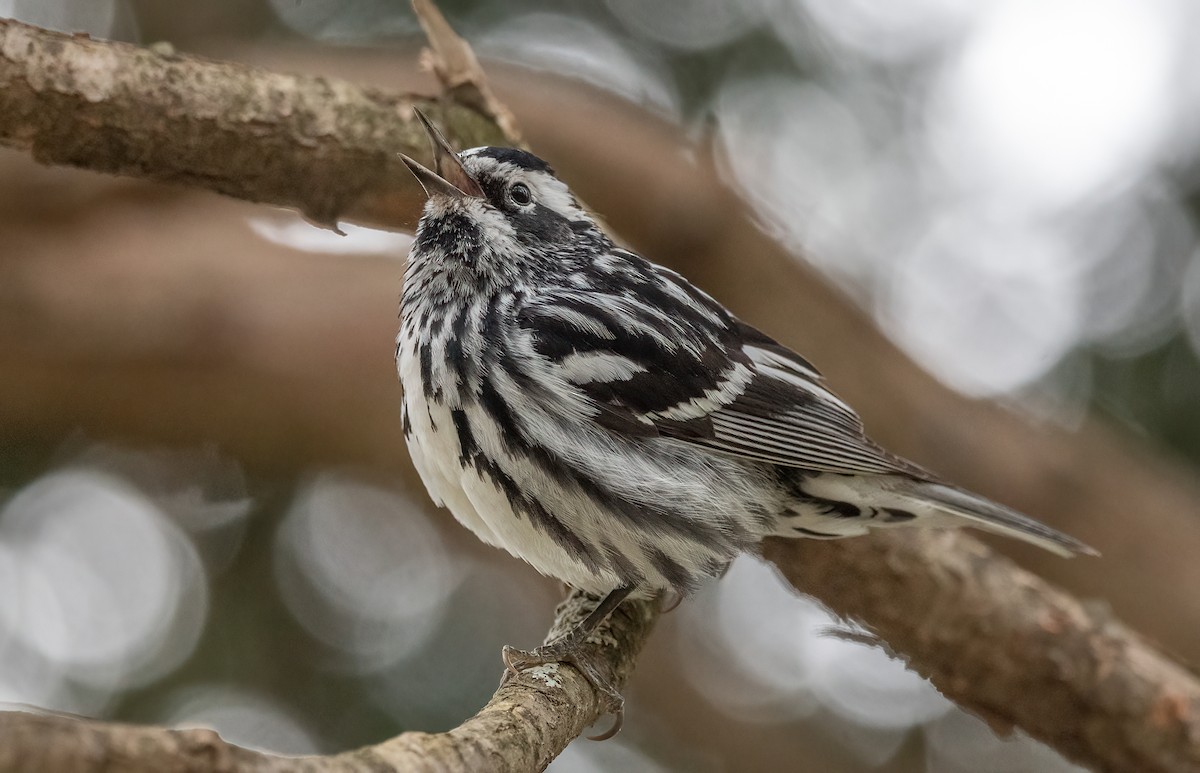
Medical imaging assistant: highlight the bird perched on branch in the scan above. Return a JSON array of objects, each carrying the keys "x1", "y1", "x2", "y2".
[{"x1": 396, "y1": 109, "x2": 1093, "y2": 735}]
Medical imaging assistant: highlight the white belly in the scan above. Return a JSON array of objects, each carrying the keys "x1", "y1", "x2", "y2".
[{"x1": 397, "y1": 333, "x2": 618, "y2": 593}]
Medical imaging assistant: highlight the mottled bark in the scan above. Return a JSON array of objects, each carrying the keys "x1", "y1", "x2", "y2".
[
  {"x1": 0, "y1": 17, "x2": 503, "y2": 228},
  {"x1": 765, "y1": 532, "x2": 1200, "y2": 773},
  {"x1": 0, "y1": 593, "x2": 657, "y2": 773}
]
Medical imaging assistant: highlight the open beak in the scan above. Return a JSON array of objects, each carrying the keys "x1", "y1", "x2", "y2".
[{"x1": 399, "y1": 108, "x2": 484, "y2": 200}]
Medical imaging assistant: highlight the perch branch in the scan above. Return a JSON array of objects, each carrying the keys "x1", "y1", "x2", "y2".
[{"x1": 0, "y1": 593, "x2": 657, "y2": 773}]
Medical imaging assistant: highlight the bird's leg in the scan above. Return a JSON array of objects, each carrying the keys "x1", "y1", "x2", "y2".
[{"x1": 501, "y1": 586, "x2": 634, "y2": 740}]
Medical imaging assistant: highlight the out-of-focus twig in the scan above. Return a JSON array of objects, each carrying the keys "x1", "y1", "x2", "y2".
[{"x1": 411, "y1": 0, "x2": 522, "y2": 144}]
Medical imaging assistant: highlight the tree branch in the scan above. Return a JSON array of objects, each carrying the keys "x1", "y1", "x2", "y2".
[
  {"x1": 764, "y1": 532, "x2": 1200, "y2": 773},
  {"x1": 0, "y1": 593, "x2": 657, "y2": 773},
  {"x1": 411, "y1": 0, "x2": 522, "y2": 143},
  {"x1": 2, "y1": 12, "x2": 1200, "y2": 773},
  {"x1": 0, "y1": 17, "x2": 504, "y2": 228}
]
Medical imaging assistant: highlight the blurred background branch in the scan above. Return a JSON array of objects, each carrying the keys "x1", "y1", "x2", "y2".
[
  {"x1": 3, "y1": 2, "x2": 1200, "y2": 772},
  {"x1": 0, "y1": 17, "x2": 503, "y2": 228},
  {"x1": 765, "y1": 532, "x2": 1200, "y2": 772}
]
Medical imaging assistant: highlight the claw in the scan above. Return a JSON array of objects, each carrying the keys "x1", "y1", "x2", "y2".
[
  {"x1": 586, "y1": 702, "x2": 624, "y2": 741},
  {"x1": 499, "y1": 645, "x2": 522, "y2": 687},
  {"x1": 499, "y1": 639, "x2": 626, "y2": 740},
  {"x1": 497, "y1": 587, "x2": 634, "y2": 740}
]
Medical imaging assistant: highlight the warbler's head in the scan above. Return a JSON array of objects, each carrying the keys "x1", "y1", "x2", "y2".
[{"x1": 400, "y1": 110, "x2": 603, "y2": 284}]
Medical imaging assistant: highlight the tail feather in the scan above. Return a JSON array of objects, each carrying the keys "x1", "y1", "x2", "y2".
[{"x1": 899, "y1": 481, "x2": 1097, "y2": 558}]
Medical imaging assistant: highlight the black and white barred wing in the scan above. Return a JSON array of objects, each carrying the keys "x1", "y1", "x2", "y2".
[
  {"x1": 516, "y1": 282, "x2": 922, "y2": 478},
  {"x1": 515, "y1": 272, "x2": 1093, "y2": 557}
]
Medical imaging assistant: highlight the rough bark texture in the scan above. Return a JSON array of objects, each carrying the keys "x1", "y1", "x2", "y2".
[
  {"x1": 765, "y1": 533, "x2": 1200, "y2": 773},
  {"x1": 0, "y1": 593, "x2": 657, "y2": 773},
  {"x1": 2, "y1": 12, "x2": 1200, "y2": 773},
  {"x1": 0, "y1": 17, "x2": 504, "y2": 228}
]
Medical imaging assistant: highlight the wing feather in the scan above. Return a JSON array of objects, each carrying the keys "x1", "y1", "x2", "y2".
[{"x1": 516, "y1": 262, "x2": 927, "y2": 478}]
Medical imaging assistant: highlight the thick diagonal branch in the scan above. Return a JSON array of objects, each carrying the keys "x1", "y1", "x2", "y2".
[
  {"x1": 765, "y1": 532, "x2": 1200, "y2": 773},
  {"x1": 0, "y1": 17, "x2": 504, "y2": 228}
]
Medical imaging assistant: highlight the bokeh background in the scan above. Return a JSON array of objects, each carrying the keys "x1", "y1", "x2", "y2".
[{"x1": 3, "y1": 0, "x2": 1200, "y2": 770}]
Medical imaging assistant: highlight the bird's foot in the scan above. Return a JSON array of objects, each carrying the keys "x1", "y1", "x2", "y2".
[
  {"x1": 498, "y1": 586, "x2": 634, "y2": 740},
  {"x1": 501, "y1": 637, "x2": 625, "y2": 740}
]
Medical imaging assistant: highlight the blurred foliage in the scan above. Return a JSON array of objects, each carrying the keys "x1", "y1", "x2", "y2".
[{"x1": 1092, "y1": 335, "x2": 1200, "y2": 467}]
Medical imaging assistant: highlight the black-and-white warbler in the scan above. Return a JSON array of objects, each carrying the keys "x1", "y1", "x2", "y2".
[{"x1": 397, "y1": 111, "x2": 1094, "y2": 730}]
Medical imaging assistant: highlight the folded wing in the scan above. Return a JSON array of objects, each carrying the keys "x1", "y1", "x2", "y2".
[{"x1": 517, "y1": 272, "x2": 926, "y2": 479}]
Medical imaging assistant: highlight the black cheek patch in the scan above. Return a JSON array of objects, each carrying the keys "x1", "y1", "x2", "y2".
[
  {"x1": 510, "y1": 204, "x2": 573, "y2": 246},
  {"x1": 478, "y1": 176, "x2": 507, "y2": 206}
]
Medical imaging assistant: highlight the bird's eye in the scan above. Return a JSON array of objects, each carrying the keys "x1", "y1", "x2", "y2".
[{"x1": 508, "y1": 182, "x2": 533, "y2": 206}]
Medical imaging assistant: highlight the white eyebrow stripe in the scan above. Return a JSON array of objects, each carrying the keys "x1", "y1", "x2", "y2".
[{"x1": 460, "y1": 150, "x2": 584, "y2": 221}]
